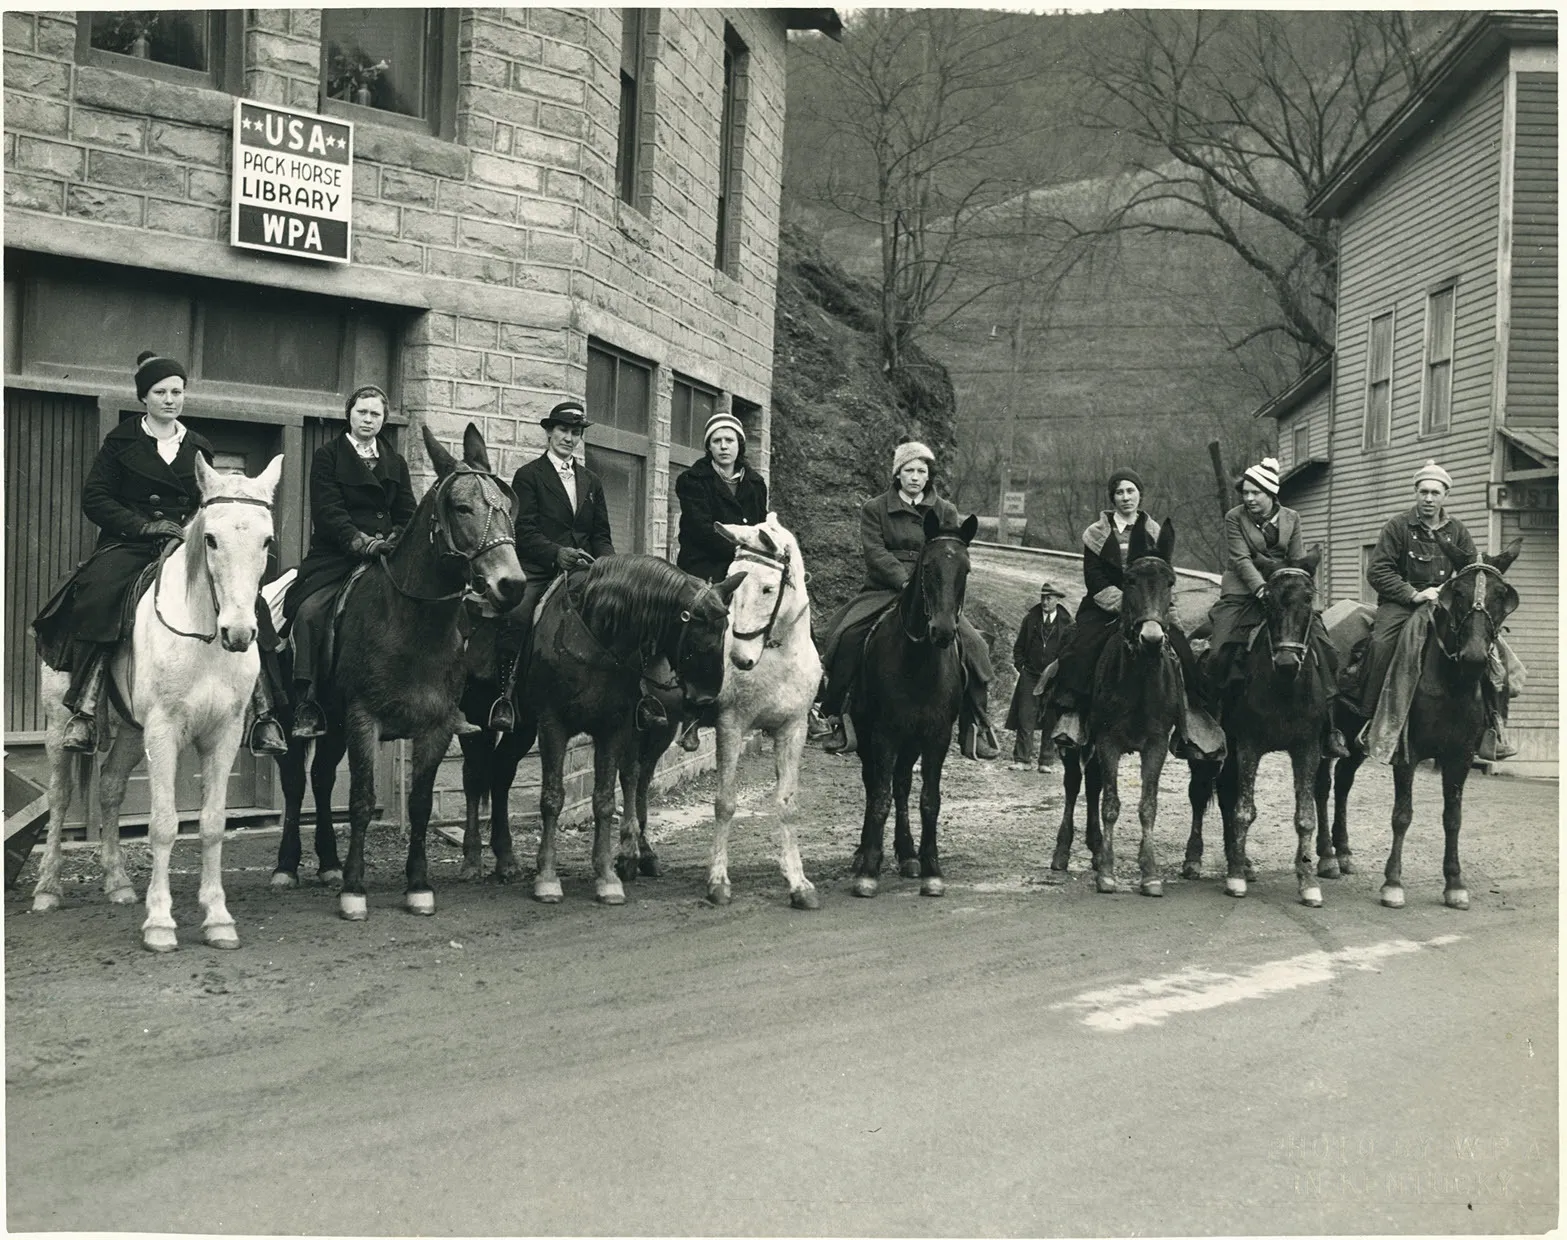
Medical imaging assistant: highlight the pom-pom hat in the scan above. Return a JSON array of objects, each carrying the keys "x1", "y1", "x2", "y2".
[
  {"x1": 1239, "y1": 457, "x2": 1281, "y2": 497},
  {"x1": 135, "y1": 350, "x2": 188, "y2": 400}
]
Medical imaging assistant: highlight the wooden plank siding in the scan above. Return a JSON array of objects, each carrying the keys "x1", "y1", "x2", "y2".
[
  {"x1": 1501, "y1": 512, "x2": 1556, "y2": 749},
  {"x1": 1328, "y1": 66, "x2": 1505, "y2": 606},
  {"x1": 1506, "y1": 72, "x2": 1557, "y2": 428},
  {"x1": 1275, "y1": 388, "x2": 1333, "y2": 596}
]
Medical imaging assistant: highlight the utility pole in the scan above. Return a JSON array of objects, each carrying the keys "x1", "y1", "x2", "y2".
[{"x1": 996, "y1": 191, "x2": 1031, "y2": 546}]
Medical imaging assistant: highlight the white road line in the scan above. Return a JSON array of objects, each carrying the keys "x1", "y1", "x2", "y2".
[{"x1": 1052, "y1": 935, "x2": 1465, "y2": 1032}]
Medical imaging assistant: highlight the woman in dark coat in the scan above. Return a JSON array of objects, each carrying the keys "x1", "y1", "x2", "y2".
[
  {"x1": 32, "y1": 351, "x2": 285, "y2": 755},
  {"x1": 282, "y1": 384, "x2": 416, "y2": 737},
  {"x1": 818, "y1": 440, "x2": 999, "y2": 759}
]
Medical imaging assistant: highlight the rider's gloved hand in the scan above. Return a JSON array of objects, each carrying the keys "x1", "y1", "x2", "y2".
[
  {"x1": 555, "y1": 547, "x2": 594, "y2": 571},
  {"x1": 141, "y1": 519, "x2": 185, "y2": 542}
]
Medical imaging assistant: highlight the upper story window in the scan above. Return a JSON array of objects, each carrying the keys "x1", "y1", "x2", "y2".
[
  {"x1": 1293, "y1": 420, "x2": 1310, "y2": 467},
  {"x1": 714, "y1": 23, "x2": 749, "y2": 275},
  {"x1": 77, "y1": 10, "x2": 242, "y2": 91},
  {"x1": 1420, "y1": 286, "x2": 1455, "y2": 436},
  {"x1": 321, "y1": 9, "x2": 458, "y2": 139},
  {"x1": 1361, "y1": 311, "x2": 1394, "y2": 450},
  {"x1": 616, "y1": 9, "x2": 654, "y2": 209}
]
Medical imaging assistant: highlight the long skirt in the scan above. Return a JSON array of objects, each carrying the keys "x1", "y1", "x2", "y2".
[
  {"x1": 819, "y1": 588, "x2": 991, "y2": 716},
  {"x1": 32, "y1": 540, "x2": 162, "y2": 669}
]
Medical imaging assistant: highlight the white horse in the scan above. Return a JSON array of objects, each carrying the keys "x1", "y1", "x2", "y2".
[
  {"x1": 32, "y1": 454, "x2": 283, "y2": 952},
  {"x1": 705, "y1": 514, "x2": 822, "y2": 908}
]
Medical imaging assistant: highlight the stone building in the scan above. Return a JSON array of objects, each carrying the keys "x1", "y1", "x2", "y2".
[{"x1": 3, "y1": 7, "x2": 839, "y2": 826}]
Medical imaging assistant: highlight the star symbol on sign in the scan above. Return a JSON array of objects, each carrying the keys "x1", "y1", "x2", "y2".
[{"x1": 242, "y1": 116, "x2": 253, "y2": 131}]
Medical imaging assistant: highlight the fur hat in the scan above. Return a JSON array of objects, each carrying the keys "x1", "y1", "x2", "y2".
[
  {"x1": 893, "y1": 440, "x2": 935, "y2": 477},
  {"x1": 1239, "y1": 457, "x2": 1281, "y2": 497},
  {"x1": 703, "y1": 411, "x2": 745, "y2": 448},
  {"x1": 1413, "y1": 459, "x2": 1452, "y2": 490},
  {"x1": 135, "y1": 350, "x2": 188, "y2": 400},
  {"x1": 1106, "y1": 468, "x2": 1144, "y2": 500}
]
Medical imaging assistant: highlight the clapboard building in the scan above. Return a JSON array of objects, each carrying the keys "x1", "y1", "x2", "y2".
[{"x1": 3, "y1": 7, "x2": 840, "y2": 826}]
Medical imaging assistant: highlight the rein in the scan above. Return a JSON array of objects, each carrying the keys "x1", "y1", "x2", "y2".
[
  {"x1": 902, "y1": 535, "x2": 966, "y2": 644},
  {"x1": 381, "y1": 465, "x2": 516, "y2": 604},
  {"x1": 1436, "y1": 562, "x2": 1503, "y2": 661},
  {"x1": 730, "y1": 545, "x2": 793, "y2": 648},
  {"x1": 153, "y1": 494, "x2": 273, "y2": 643},
  {"x1": 1262, "y1": 566, "x2": 1316, "y2": 660}
]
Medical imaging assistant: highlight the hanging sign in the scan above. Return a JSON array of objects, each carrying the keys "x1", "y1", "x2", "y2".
[
  {"x1": 1002, "y1": 491, "x2": 1027, "y2": 517},
  {"x1": 231, "y1": 100, "x2": 353, "y2": 264},
  {"x1": 1488, "y1": 480, "x2": 1557, "y2": 512}
]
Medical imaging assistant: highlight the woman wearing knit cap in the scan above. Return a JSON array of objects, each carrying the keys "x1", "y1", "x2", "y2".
[
  {"x1": 672, "y1": 408, "x2": 768, "y2": 749},
  {"x1": 1349, "y1": 460, "x2": 1514, "y2": 759},
  {"x1": 31, "y1": 350, "x2": 286, "y2": 755},
  {"x1": 818, "y1": 439, "x2": 1000, "y2": 760}
]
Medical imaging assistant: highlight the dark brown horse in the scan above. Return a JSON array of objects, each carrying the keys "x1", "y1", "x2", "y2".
[
  {"x1": 848, "y1": 509, "x2": 979, "y2": 898},
  {"x1": 270, "y1": 424, "x2": 526, "y2": 920},
  {"x1": 1183, "y1": 551, "x2": 1330, "y2": 906},
  {"x1": 1315, "y1": 542, "x2": 1520, "y2": 910}
]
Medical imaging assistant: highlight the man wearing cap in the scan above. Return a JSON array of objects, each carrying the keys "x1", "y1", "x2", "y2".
[
  {"x1": 1006, "y1": 580, "x2": 1072, "y2": 770},
  {"x1": 1349, "y1": 459, "x2": 1514, "y2": 759},
  {"x1": 485, "y1": 399, "x2": 615, "y2": 731}
]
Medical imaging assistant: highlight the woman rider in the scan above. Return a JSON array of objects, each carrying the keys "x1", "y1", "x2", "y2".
[
  {"x1": 32, "y1": 351, "x2": 286, "y2": 755},
  {"x1": 673, "y1": 408, "x2": 768, "y2": 750},
  {"x1": 283, "y1": 385, "x2": 417, "y2": 738},
  {"x1": 818, "y1": 440, "x2": 999, "y2": 760}
]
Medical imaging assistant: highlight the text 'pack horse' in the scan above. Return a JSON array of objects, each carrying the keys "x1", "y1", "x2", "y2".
[
  {"x1": 1318, "y1": 541, "x2": 1521, "y2": 911},
  {"x1": 849, "y1": 509, "x2": 979, "y2": 898},
  {"x1": 1051, "y1": 518, "x2": 1183, "y2": 896},
  {"x1": 33, "y1": 454, "x2": 283, "y2": 952},
  {"x1": 705, "y1": 515, "x2": 821, "y2": 908},
  {"x1": 459, "y1": 555, "x2": 743, "y2": 905},
  {"x1": 269, "y1": 423, "x2": 525, "y2": 920},
  {"x1": 1184, "y1": 549, "x2": 1331, "y2": 907}
]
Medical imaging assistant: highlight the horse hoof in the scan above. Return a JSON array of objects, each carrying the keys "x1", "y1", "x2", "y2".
[
  {"x1": 639, "y1": 853, "x2": 663, "y2": 878},
  {"x1": 143, "y1": 926, "x2": 178, "y2": 953},
  {"x1": 707, "y1": 882, "x2": 732, "y2": 906},
  {"x1": 851, "y1": 877, "x2": 878, "y2": 899},
  {"x1": 31, "y1": 892, "x2": 60, "y2": 913},
  {"x1": 1141, "y1": 879, "x2": 1163, "y2": 898},
  {"x1": 205, "y1": 925, "x2": 240, "y2": 949},
  {"x1": 457, "y1": 863, "x2": 481, "y2": 883},
  {"x1": 494, "y1": 859, "x2": 523, "y2": 884},
  {"x1": 318, "y1": 869, "x2": 344, "y2": 888},
  {"x1": 613, "y1": 856, "x2": 638, "y2": 883},
  {"x1": 596, "y1": 880, "x2": 626, "y2": 906},
  {"x1": 1445, "y1": 888, "x2": 1470, "y2": 911},
  {"x1": 1317, "y1": 858, "x2": 1340, "y2": 879},
  {"x1": 1380, "y1": 885, "x2": 1405, "y2": 909},
  {"x1": 1300, "y1": 886, "x2": 1323, "y2": 909},
  {"x1": 405, "y1": 891, "x2": 436, "y2": 916},
  {"x1": 107, "y1": 884, "x2": 137, "y2": 905},
  {"x1": 270, "y1": 870, "x2": 299, "y2": 890},
  {"x1": 1244, "y1": 863, "x2": 1258, "y2": 882},
  {"x1": 1181, "y1": 862, "x2": 1201, "y2": 881},
  {"x1": 1050, "y1": 854, "x2": 1069, "y2": 873},
  {"x1": 899, "y1": 858, "x2": 920, "y2": 879},
  {"x1": 1337, "y1": 856, "x2": 1356, "y2": 876},
  {"x1": 1224, "y1": 877, "x2": 1247, "y2": 898},
  {"x1": 339, "y1": 893, "x2": 369, "y2": 921},
  {"x1": 790, "y1": 886, "x2": 820, "y2": 911},
  {"x1": 921, "y1": 877, "x2": 945, "y2": 897},
  {"x1": 1095, "y1": 873, "x2": 1117, "y2": 894},
  {"x1": 534, "y1": 879, "x2": 563, "y2": 904}
]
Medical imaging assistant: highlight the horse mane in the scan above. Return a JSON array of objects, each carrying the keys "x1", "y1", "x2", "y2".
[
  {"x1": 578, "y1": 556, "x2": 702, "y2": 649},
  {"x1": 183, "y1": 506, "x2": 209, "y2": 595}
]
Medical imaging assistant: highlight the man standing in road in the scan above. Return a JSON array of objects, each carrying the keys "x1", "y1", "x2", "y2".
[{"x1": 1007, "y1": 579, "x2": 1072, "y2": 770}]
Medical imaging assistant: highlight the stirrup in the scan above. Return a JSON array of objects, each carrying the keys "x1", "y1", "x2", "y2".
[
  {"x1": 249, "y1": 716, "x2": 289, "y2": 756},
  {"x1": 291, "y1": 700, "x2": 327, "y2": 740},
  {"x1": 678, "y1": 721, "x2": 701, "y2": 751},
  {"x1": 487, "y1": 696, "x2": 516, "y2": 733},
  {"x1": 822, "y1": 715, "x2": 856, "y2": 754},
  {"x1": 61, "y1": 712, "x2": 97, "y2": 753}
]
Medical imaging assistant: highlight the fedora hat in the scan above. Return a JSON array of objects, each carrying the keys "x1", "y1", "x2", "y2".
[{"x1": 541, "y1": 399, "x2": 591, "y2": 430}]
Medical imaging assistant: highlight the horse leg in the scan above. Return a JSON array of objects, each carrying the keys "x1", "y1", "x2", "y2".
[
  {"x1": 892, "y1": 744, "x2": 918, "y2": 879},
  {"x1": 488, "y1": 728, "x2": 529, "y2": 884},
  {"x1": 633, "y1": 727, "x2": 668, "y2": 877},
  {"x1": 1381, "y1": 759, "x2": 1415, "y2": 908},
  {"x1": 193, "y1": 719, "x2": 246, "y2": 948},
  {"x1": 1084, "y1": 750, "x2": 1104, "y2": 866},
  {"x1": 916, "y1": 733, "x2": 949, "y2": 897},
  {"x1": 1049, "y1": 746, "x2": 1081, "y2": 872},
  {"x1": 140, "y1": 714, "x2": 183, "y2": 951},
  {"x1": 613, "y1": 749, "x2": 642, "y2": 885},
  {"x1": 1439, "y1": 755, "x2": 1471, "y2": 910},
  {"x1": 851, "y1": 731, "x2": 895, "y2": 898},
  {"x1": 271, "y1": 738, "x2": 309, "y2": 888},
  {"x1": 1224, "y1": 745, "x2": 1261, "y2": 898},
  {"x1": 1215, "y1": 749, "x2": 1251, "y2": 885},
  {"x1": 1182, "y1": 759, "x2": 1218, "y2": 880},
  {"x1": 337, "y1": 707, "x2": 381, "y2": 921},
  {"x1": 591, "y1": 730, "x2": 629, "y2": 905},
  {"x1": 310, "y1": 727, "x2": 347, "y2": 885},
  {"x1": 96, "y1": 730, "x2": 141, "y2": 904},
  {"x1": 402, "y1": 726, "x2": 451, "y2": 916},
  {"x1": 1135, "y1": 742, "x2": 1168, "y2": 897},
  {"x1": 706, "y1": 716, "x2": 746, "y2": 905},
  {"x1": 533, "y1": 715, "x2": 568, "y2": 903},
  {"x1": 457, "y1": 730, "x2": 493, "y2": 882},
  {"x1": 770, "y1": 715, "x2": 818, "y2": 910},
  {"x1": 1332, "y1": 746, "x2": 1364, "y2": 876},
  {"x1": 1093, "y1": 742, "x2": 1120, "y2": 893},
  {"x1": 1291, "y1": 742, "x2": 1324, "y2": 908},
  {"x1": 1313, "y1": 754, "x2": 1338, "y2": 878}
]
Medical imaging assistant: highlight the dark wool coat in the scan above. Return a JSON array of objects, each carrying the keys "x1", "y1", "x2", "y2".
[
  {"x1": 511, "y1": 451, "x2": 615, "y2": 582},
  {"x1": 283, "y1": 434, "x2": 416, "y2": 620},
  {"x1": 1005, "y1": 601, "x2": 1073, "y2": 732},
  {"x1": 1207, "y1": 501, "x2": 1305, "y2": 653},
  {"x1": 33, "y1": 418, "x2": 215, "y2": 659},
  {"x1": 1052, "y1": 510, "x2": 1163, "y2": 702},
  {"x1": 674, "y1": 456, "x2": 769, "y2": 582}
]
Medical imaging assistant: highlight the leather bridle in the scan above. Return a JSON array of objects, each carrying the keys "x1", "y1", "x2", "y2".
[
  {"x1": 729, "y1": 544, "x2": 794, "y2": 648},
  {"x1": 381, "y1": 466, "x2": 517, "y2": 603},
  {"x1": 1435, "y1": 562, "x2": 1505, "y2": 660},
  {"x1": 154, "y1": 494, "x2": 273, "y2": 643},
  {"x1": 903, "y1": 534, "x2": 967, "y2": 644}
]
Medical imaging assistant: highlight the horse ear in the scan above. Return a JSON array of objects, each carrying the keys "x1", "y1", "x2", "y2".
[
  {"x1": 713, "y1": 521, "x2": 742, "y2": 548},
  {"x1": 1100, "y1": 527, "x2": 1123, "y2": 570},
  {"x1": 422, "y1": 423, "x2": 458, "y2": 479},
  {"x1": 923, "y1": 507, "x2": 941, "y2": 542},
  {"x1": 959, "y1": 513, "x2": 979, "y2": 544},
  {"x1": 462, "y1": 422, "x2": 493, "y2": 473},
  {"x1": 256, "y1": 453, "x2": 284, "y2": 498},
  {"x1": 1127, "y1": 523, "x2": 1152, "y2": 562},
  {"x1": 1485, "y1": 538, "x2": 1523, "y2": 575},
  {"x1": 715, "y1": 570, "x2": 748, "y2": 604},
  {"x1": 194, "y1": 450, "x2": 218, "y2": 497},
  {"x1": 1297, "y1": 544, "x2": 1322, "y2": 577},
  {"x1": 1155, "y1": 517, "x2": 1176, "y2": 562},
  {"x1": 757, "y1": 527, "x2": 779, "y2": 554}
]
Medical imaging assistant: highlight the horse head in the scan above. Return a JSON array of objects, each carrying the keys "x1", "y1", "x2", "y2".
[
  {"x1": 1112, "y1": 517, "x2": 1177, "y2": 652},
  {"x1": 1261, "y1": 545, "x2": 1322, "y2": 679},
  {"x1": 907, "y1": 510, "x2": 978, "y2": 648},
  {"x1": 190, "y1": 453, "x2": 282, "y2": 652},
  {"x1": 715, "y1": 513, "x2": 809, "y2": 671},
  {"x1": 1435, "y1": 539, "x2": 1521, "y2": 667},
  {"x1": 671, "y1": 570, "x2": 746, "y2": 706},
  {"x1": 422, "y1": 423, "x2": 527, "y2": 611}
]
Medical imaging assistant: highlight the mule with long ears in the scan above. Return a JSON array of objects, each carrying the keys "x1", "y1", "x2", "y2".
[
  {"x1": 33, "y1": 455, "x2": 283, "y2": 951},
  {"x1": 1183, "y1": 550, "x2": 1330, "y2": 906},
  {"x1": 848, "y1": 509, "x2": 979, "y2": 898},
  {"x1": 270, "y1": 423, "x2": 526, "y2": 920}
]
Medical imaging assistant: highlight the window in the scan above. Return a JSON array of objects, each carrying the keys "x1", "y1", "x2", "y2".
[
  {"x1": 321, "y1": 9, "x2": 458, "y2": 138},
  {"x1": 586, "y1": 341, "x2": 651, "y2": 436},
  {"x1": 77, "y1": 10, "x2": 241, "y2": 91},
  {"x1": 585, "y1": 340, "x2": 654, "y2": 553},
  {"x1": 1362, "y1": 311, "x2": 1394, "y2": 449},
  {"x1": 1421, "y1": 286, "x2": 1455, "y2": 436},
  {"x1": 671, "y1": 375, "x2": 718, "y2": 451},
  {"x1": 1293, "y1": 420, "x2": 1310, "y2": 467},
  {"x1": 616, "y1": 9, "x2": 654, "y2": 208},
  {"x1": 714, "y1": 23, "x2": 749, "y2": 274},
  {"x1": 1359, "y1": 544, "x2": 1378, "y2": 606},
  {"x1": 586, "y1": 446, "x2": 647, "y2": 556}
]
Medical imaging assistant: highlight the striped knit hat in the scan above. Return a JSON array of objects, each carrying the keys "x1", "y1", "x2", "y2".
[
  {"x1": 703, "y1": 410, "x2": 745, "y2": 447},
  {"x1": 1239, "y1": 457, "x2": 1281, "y2": 497}
]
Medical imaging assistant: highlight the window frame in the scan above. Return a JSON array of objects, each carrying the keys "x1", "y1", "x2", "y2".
[
  {"x1": 616, "y1": 8, "x2": 651, "y2": 209},
  {"x1": 714, "y1": 22, "x2": 749, "y2": 275},
  {"x1": 1361, "y1": 310, "x2": 1395, "y2": 451},
  {"x1": 1419, "y1": 284, "x2": 1456, "y2": 438},
  {"x1": 1291, "y1": 420, "x2": 1310, "y2": 468},
  {"x1": 1358, "y1": 543, "x2": 1378, "y2": 606},
  {"x1": 76, "y1": 10, "x2": 243, "y2": 93},
  {"x1": 670, "y1": 373, "x2": 720, "y2": 465},
  {"x1": 318, "y1": 8, "x2": 459, "y2": 141},
  {"x1": 586, "y1": 338, "x2": 655, "y2": 554}
]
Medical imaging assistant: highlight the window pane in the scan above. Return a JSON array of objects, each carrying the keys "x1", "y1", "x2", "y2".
[
  {"x1": 324, "y1": 9, "x2": 426, "y2": 118},
  {"x1": 91, "y1": 11, "x2": 209, "y2": 72},
  {"x1": 584, "y1": 444, "x2": 645, "y2": 553},
  {"x1": 1368, "y1": 384, "x2": 1390, "y2": 445},
  {"x1": 615, "y1": 357, "x2": 650, "y2": 435},
  {"x1": 25, "y1": 276, "x2": 193, "y2": 374},
  {"x1": 1426, "y1": 361, "x2": 1451, "y2": 432},
  {"x1": 1368, "y1": 314, "x2": 1392, "y2": 379},
  {"x1": 617, "y1": 72, "x2": 639, "y2": 204},
  {"x1": 1429, "y1": 288, "x2": 1454, "y2": 360},
  {"x1": 671, "y1": 383, "x2": 693, "y2": 448},
  {"x1": 203, "y1": 297, "x2": 343, "y2": 391},
  {"x1": 666, "y1": 461, "x2": 686, "y2": 561},
  {"x1": 587, "y1": 347, "x2": 617, "y2": 426},
  {"x1": 1294, "y1": 422, "x2": 1309, "y2": 462}
]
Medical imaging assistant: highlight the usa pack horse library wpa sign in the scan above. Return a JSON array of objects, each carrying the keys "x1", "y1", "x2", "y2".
[{"x1": 231, "y1": 100, "x2": 353, "y2": 264}]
